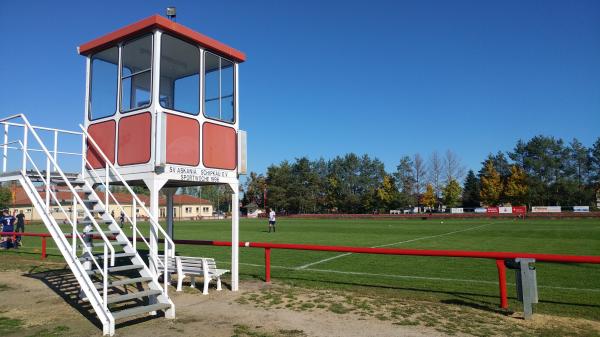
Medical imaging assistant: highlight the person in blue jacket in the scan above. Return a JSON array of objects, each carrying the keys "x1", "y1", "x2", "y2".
[{"x1": 1, "y1": 209, "x2": 16, "y2": 249}]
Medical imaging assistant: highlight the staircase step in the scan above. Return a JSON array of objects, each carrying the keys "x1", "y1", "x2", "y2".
[
  {"x1": 107, "y1": 289, "x2": 163, "y2": 304},
  {"x1": 54, "y1": 179, "x2": 85, "y2": 186},
  {"x1": 79, "y1": 252, "x2": 135, "y2": 262},
  {"x1": 87, "y1": 230, "x2": 120, "y2": 236},
  {"x1": 79, "y1": 219, "x2": 113, "y2": 225},
  {"x1": 111, "y1": 303, "x2": 171, "y2": 320},
  {"x1": 71, "y1": 229, "x2": 118, "y2": 236},
  {"x1": 86, "y1": 264, "x2": 144, "y2": 275},
  {"x1": 94, "y1": 276, "x2": 153, "y2": 289},
  {"x1": 83, "y1": 241, "x2": 128, "y2": 248}
]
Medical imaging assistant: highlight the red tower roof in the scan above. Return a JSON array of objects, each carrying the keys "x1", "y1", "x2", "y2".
[{"x1": 78, "y1": 15, "x2": 246, "y2": 63}]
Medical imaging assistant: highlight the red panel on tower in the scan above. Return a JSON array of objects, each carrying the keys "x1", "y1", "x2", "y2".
[
  {"x1": 86, "y1": 120, "x2": 115, "y2": 169},
  {"x1": 202, "y1": 123, "x2": 236, "y2": 170},
  {"x1": 118, "y1": 112, "x2": 152, "y2": 166},
  {"x1": 166, "y1": 113, "x2": 200, "y2": 166}
]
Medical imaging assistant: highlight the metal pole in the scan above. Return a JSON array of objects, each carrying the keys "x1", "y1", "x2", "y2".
[
  {"x1": 496, "y1": 259, "x2": 508, "y2": 309},
  {"x1": 265, "y1": 248, "x2": 271, "y2": 283},
  {"x1": 41, "y1": 237, "x2": 47, "y2": 259}
]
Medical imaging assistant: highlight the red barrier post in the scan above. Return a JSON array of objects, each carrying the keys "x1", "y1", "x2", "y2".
[
  {"x1": 265, "y1": 248, "x2": 271, "y2": 283},
  {"x1": 496, "y1": 259, "x2": 508, "y2": 309},
  {"x1": 41, "y1": 237, "x2": 47, "y2": 260}
]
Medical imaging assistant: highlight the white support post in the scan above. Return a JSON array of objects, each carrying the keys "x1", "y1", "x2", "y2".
[
  {"x1": 143, "y1": 177, "x2": 167, "y2": 310},
  {"x1": 230, "y1": 182, "x2": 240, "y2": 291},
  {"x1": 142, "y1": 177, "x2": 168, "y2": 277}
]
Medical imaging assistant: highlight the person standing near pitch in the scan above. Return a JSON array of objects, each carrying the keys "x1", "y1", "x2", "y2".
[
  {"x1": 15, "y1": 210, "x2": 25, "y2": 247},
  {"x1": 268, "y1": 209, "x2": 276, "y2": 233}
]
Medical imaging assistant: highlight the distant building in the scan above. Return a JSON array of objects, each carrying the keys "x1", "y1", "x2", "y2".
[
  {"x1": 9, "y1": 187, "x2": 213, "y2": 221},
  {"x1": 243, "y1": 202, "x2": 264, "y2": 218}
]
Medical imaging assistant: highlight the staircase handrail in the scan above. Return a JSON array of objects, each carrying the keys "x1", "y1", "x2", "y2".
[
  {"x1": 0, "y1": 114, "x2": 116, "y2": 266},
  {"x1": 80, "y1": 125, "x2": 175, "y2": 293},
  {"x1": 79, "y1": 124, "x2": 175, "y2": 258},
  {"x1": 19, "y1": 140, "x2": 107, "y2": 277},
  {"x1": 85, "y1": 163, "x2": 156, "y2": 255}
]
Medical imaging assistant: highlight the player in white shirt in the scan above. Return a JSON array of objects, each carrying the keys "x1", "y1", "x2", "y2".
[{"x1": 268, "y1": 209, "x2": 276, "y2": 233}]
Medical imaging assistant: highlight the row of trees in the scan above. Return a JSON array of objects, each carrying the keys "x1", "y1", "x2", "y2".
[{"x1": 243, "y1": 135, "x2": 600, "y2": 213}]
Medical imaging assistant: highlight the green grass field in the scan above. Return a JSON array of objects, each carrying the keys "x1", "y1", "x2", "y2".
[{"x1": 5, "y1": 217, "x2": 600, "y2": 321}]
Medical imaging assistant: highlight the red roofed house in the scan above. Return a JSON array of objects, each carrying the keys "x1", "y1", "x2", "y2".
[{"x1": 9, "y1": 187, "x2": 213, "y2": 221}]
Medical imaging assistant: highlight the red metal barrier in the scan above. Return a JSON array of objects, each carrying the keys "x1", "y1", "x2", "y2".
[
  {"x1": 496, "y1": 260, "x2": 508, "y2": 309},
  {"x1": 168, "y1": 238, "x2": 600, "y2": 310},
  {"x1": 265, "y1": 248, "x2": 271, "y2": 283},
  {"x1": 4, "y1": 232, "x2": 600, "y2": 311},
  {"x1": 41, "y1": 237, "x2": 47, "y2": 260}
]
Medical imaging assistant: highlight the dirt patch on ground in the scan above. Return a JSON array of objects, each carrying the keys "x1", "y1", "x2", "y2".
[
  {"x1": 0, "y1": 266, "x2": 447, "y2": 337},
  {"x1": 237, "y1": 283, "x2": 600, "y2": 337},
  {"x1": 0, "y1": 261, "x2": 599, "y2": 337}
]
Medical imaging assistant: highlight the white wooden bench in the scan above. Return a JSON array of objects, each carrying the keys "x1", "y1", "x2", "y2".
[{"x1": 158, "y1": 256, "x2": 229, "y2": 295}]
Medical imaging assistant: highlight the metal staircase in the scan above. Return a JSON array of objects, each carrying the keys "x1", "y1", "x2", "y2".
[{"x1": 0, "y1": 114, "x2": 175, "y2": 336}]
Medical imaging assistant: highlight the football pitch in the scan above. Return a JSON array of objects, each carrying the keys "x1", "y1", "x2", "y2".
[{"x1": 9, "y1": 217, "x2": 600, "y2": 321}]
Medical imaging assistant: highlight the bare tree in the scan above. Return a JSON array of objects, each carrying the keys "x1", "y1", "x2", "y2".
[
  {"x1": 443, "y1": 149, "x2": 466, "y2": 184},
  {"x1": 428, "y1": 151, "x2": 443, "y2": 200},
  {"x1": 412, "y1": 153, "x2": 427, "y2": 196}
]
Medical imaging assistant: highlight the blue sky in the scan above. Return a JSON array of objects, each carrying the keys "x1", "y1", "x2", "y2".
[{"x1": 1, "y1": 0, "x2": 599, "y2": 178}]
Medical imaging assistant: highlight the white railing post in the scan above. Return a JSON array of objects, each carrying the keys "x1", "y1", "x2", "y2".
[
  {"x1": 81, "y1": 133, "x2": 86, "y2": 178},
  {"x1": 21, "y1": 127, "x2": 28, "y2": 174},
  {"x1": 132, "y1": 198, "x2": 137, "y2": 251},
  {"x1": 164, "y1": 245, "x2": 168, "y2": 294},
  {"x1": 105, "y1": 163, "x2": 109, "y2": 213},
  {"x1": 53, "y1": 129, "x2": 58, "y2": 172},
  {"x1": 2, "y1": 123, "x2": 8, "y2": 173},
  {"x1": 45, "y1": 156, "x2": 51, "y2": 210},
  {"x1": 72, "y1": 196, "x2": 77, "y2": 254},
  {"x1": 103, "y1": 246, "x2": 108, "y2": 309}
]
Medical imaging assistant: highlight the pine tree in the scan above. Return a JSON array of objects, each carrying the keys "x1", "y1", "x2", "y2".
[
  {"x1": 504, "y1": 165, "x2": 528, "y2": 205},
  {"x1": 442, "y1": 178, "x2": 462, "y2": 207},
  {"x1": 462, "y1": 170, "x2": 480, "y2": 207},
  {"x1": 480, "y1": 160, "x2": 502, "y2": 206}
]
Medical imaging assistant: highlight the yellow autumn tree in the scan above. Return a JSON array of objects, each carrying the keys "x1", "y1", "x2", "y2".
[
  {"x1": 376, "y1": 175, "x2": 396, "y2": 206},
  {"x1": 442, "y1": 178, "x2": 462, "y2": 207},
  {"x1": 504, "y1": 165, "x2": 528, "y2": 205},
  {"x1": 480, "y1": 160, "x2": 502, "y2": 206},
  {"x1": 421, "y1": 183, "x2": 436, "y2": 210}
]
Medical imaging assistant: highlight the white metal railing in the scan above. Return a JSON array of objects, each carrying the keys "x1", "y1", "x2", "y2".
[
  {"x1": 80, "y1": 125, "x2": 175, "y2": 295},
  {"x1": 0, "y1": 114, "x2": 115, "y2": 308}
]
